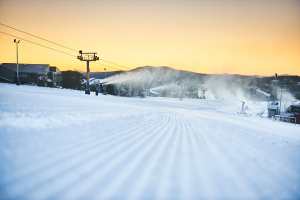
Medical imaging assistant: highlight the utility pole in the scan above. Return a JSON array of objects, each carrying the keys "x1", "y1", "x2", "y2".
[
  {"x1": 14, "y1": 39, "x2": 21, "y2": 85},
  {"x1": 279, "y1": 87, "x2": 283, "y2": 114},
  {"x1": 104, "y1": 67, "x2": 107, "y2": 79},
  {"x1": 77, "y1": 50, "x2": 99, "y2": 94},
  {"x1": 275, "y1": 73, "x2": 283, "y2": 115}
]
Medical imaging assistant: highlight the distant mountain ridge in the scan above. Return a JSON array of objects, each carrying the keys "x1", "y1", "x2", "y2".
[{"x1": 88, "y1": 66, "x2": 300, "y2": 99}]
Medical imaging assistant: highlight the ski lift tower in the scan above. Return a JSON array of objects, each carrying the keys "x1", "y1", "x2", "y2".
[{"x1": 77, "y1": 50, "x2": 99, "y2": 94}]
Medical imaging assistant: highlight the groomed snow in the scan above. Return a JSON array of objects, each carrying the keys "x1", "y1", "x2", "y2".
[{"x1": 0, "y1": 83, "x2": 300, "y2": 200}]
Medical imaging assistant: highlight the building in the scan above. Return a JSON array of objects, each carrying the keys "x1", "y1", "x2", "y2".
[
  {"x1": 0, "y1": 63, "x2": 61, "y2": 87},
  {"x1": 48, "y1": 66, "x2": 62, "y2": 87}
]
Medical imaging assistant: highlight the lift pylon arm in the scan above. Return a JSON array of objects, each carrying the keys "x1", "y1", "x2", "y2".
[{"x1": 77, "y1": 50, "x2": 100, "y2": 94}]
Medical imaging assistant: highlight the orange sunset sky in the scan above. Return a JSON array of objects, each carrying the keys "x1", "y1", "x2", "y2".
[{"x1": 0, "y1": 0, "x2": 300, "y2": 75}]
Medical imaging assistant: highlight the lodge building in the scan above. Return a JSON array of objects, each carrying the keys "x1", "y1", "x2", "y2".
[{"x1": 0, "y1": 63, "x2": 62, "y2": 87}]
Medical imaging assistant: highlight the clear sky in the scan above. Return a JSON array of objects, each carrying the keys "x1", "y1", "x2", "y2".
[{"x1": 0, "y1": 0, "x2": 300, "y2": 75}]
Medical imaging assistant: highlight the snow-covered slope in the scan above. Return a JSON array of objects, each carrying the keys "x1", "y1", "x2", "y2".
[{"x1": 0, "y1": 83, "x2": 300, "y2": 200}]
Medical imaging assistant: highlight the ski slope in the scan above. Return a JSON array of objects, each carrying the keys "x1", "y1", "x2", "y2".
[{"x1": 0, "y1": 83, "x2": 300, "y2": 200}]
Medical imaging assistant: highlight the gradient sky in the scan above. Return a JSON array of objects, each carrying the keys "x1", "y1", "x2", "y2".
[{"x1": 1, "y1": 0, "x2": 300, "y2": 75}]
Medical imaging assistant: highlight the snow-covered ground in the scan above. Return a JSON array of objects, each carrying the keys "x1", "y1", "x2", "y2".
[{"x1": 0, "y1": 83, "x2": 300, "y2": 200}]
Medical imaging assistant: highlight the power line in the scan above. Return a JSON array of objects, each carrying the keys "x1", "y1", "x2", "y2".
[
  {"x1": 95, "y1": 64, "x2": 125, "y2": 72},
  {"x1": 104, "y1": 65, "x2": 127, "y2": 72},
  {"x1": 0, "y1": 31, "x2": 77, "y2": 57},
  {"x1": 101, "y1": 59, "x2": 131, "y2": 71},
  {"x1": 0, "y1": 22, "x2": 78, "y2": 52},
  {"x1": 105, "y1": 65, "x2": 127, "y2": 72},
  {"x1": 0, "y1": 22, "x2": 132, "y2": 71}
]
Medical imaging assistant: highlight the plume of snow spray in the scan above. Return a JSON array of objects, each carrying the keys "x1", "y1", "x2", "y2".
[
  {"x1": 202, "y1": 75, "x2": 251, "y2": 101},
  {"x1": 277, "y1": 88, "x2": 298, "y2": 111},
  {"x1": 104, "y1": 67, "x2": 179, "y2": 86}
]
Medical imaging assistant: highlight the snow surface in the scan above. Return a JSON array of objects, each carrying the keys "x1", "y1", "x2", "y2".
[{"x1": 0, "y1": 83, "x2": 300, "y2": 200}]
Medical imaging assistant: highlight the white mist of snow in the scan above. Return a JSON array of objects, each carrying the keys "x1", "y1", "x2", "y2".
[
  {"x1": 277, "y1": 88, "x2": 299, "y2": 111},
  {"x1": 103, "y1": 67, "x2": 180, "y2": 87},
  {"x1": 202, "y1": 75, "x2": 250, "y2": 101}
]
